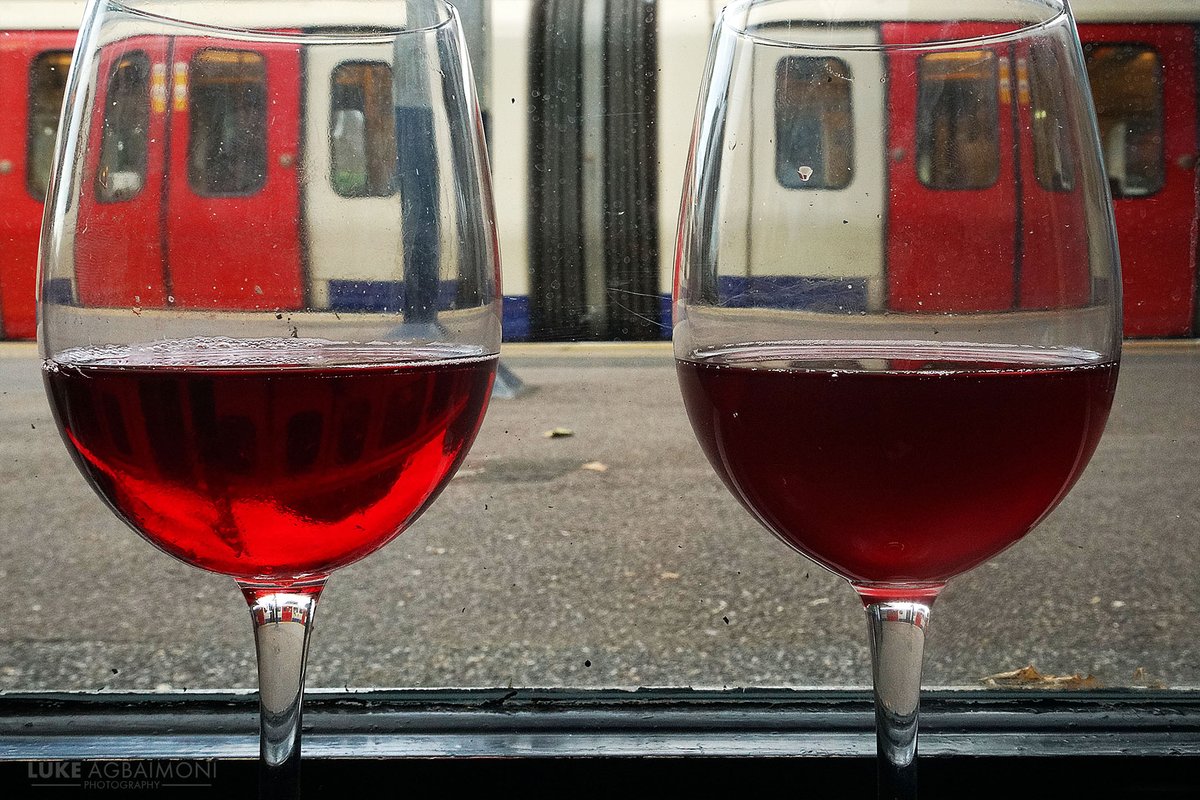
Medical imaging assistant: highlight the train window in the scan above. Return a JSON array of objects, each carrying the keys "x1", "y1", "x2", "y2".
[
  {"x1": 26, "y1": 51, "x2": 72, "y2": 202},
  {"x1": 96, "y1": 53, "x2": 151, "y2": 203},
  {"x1": 188, "y1": 49, "x2": 268, "y2": 197},
  {"x1": 1027, "y1": 45, "x2": 1076, "y2": 192},
  {"x1": 1083, "y1": 44, "x2": 1163, "y2": 198},
  {"x1": 916, "y1": 51, "x2": 1000, "y2": 190},
  {"x1": 330, "y1": 62, "x2": 398, "y2": 197},
  {"x1": 774, "y1": 57, "x2": 853, "y2": 190}
]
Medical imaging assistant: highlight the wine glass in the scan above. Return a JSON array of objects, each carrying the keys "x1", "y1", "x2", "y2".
[
  {"x1": 38, "y1": 1, "x2": 499, "y2": 796},
  {"x1": 674, "y1": 1, "x2": 1120, "y2": 796}
]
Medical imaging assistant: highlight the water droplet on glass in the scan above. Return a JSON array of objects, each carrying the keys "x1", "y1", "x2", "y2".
[{"x1": 797, "y1": 165, "x2": 813, "y2": 182}]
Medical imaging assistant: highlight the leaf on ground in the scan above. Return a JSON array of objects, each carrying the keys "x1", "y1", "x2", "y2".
[
  {"x1": 1131, "y1": 666, "x2": 1168, "y2": 689},
  {"x1": 981, "y1": 664, "x2": 1101, "y2": 690}
]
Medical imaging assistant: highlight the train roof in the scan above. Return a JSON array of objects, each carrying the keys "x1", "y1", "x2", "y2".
[
  {"x1": 699, "y1": 0, "x2": 1200, "y2": 25},
  {"x1": 1072, "y1": 0, "x2": 1200, "y2": 23},
  {"x1": 0, "y1": 0, "x2": 428, "y2": 31},
  {"x1": 1, "y1": 0, "x2": 1197, "y2": 33},
  {"x1": 0, "y1": 0, "x2": 86, "y2": 29}
]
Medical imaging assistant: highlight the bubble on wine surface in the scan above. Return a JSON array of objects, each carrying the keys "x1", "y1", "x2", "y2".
[
  {"x1": 49, "y1": 336, "x2": 489, "y2": 371},
  {"x1": 686, "y1": 341, "x2": 1109, "y2": 373}
]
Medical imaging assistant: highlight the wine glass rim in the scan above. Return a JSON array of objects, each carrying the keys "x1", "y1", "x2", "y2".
[
  {"x1": 717, "y1": 0, "x2": 1071, "y2": 52},
  {"x1": 102, "y1": 0, "x2": 458, "y2": 42}
]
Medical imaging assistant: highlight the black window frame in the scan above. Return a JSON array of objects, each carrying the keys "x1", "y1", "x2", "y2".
[{"x1": 0, "y1": 688, "x2": 1197, "y2": 795}]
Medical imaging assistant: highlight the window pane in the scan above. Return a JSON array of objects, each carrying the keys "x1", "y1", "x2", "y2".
[
  {"x1": 916, "y1": 51, "x2": 1000, "y2": 190},
  {"x1": 1027, "y1": 45, "x2": 1076, "y2": 192},
  {"x1": 1084, "y1": 44, "x2": 1163, "y2": 198},
  {"x1": 26, "y1": 51, "x2": 72, "y2": 202},
  {"x1": 7, "y1": 2, "x2": 1198, "y2": 705},
  {"x1": 775, "y1": 56, "x2": 854, "y2": 189},
  {"x1": 188, "y1": 49, "x2": 267, "y2": 197},
  {"x1": 96, "y1": 52, "x2": 151, "y2": 203},
  {"x1": 331, "y1": 62, "x2": 398, "y2": 197}
]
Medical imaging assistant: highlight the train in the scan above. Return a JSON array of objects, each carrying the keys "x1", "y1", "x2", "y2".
[{"x1": 1, "y1": 0, "x2": 1197, "y2": 342}]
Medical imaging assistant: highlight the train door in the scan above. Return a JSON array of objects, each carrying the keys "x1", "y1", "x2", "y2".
[
  {"x1": 885, "y1": 23, "x2": 1019, "y2": 313},
  {"x1": 746, "y1": 26, "x2": 887, "y2": 311},
  {"x1": 1012, "y1": 39, "x2": 1091, "y2": 309},
  {"x1": 0, "y1": 31, "x2": 75, "y2": 339},
  {"x1": 1078, "y1": 25, "x2": 1196, "y2": 337},
  {"x1": 303, "y1": 44, "x2": 405, "y2": 311},
  {"x1": 75, "y1": 38, "x2": 305, "y2": 312},
  {"x1": 163, "y1": 39, "x2": 304, "y2": 309}
]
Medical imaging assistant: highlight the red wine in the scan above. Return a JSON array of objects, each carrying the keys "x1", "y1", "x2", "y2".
[
  {"x1": 44, "y1": 338, "x2": 496, "y2": 581},
  {"x1": 677, "y1": 342, "x2": 1118, "y2": 595}
]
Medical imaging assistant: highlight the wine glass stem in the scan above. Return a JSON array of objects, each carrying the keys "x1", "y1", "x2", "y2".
[
  {"x1": 866, "y1": 600, "x2": 931, "y2": 800},
  {"x1": 243, "y1": 584, "x2": 323, "y2": 800}
]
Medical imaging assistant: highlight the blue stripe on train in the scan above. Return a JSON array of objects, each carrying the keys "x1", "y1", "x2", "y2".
[
  {"x1": 327, "y1": 280, "x2": 532, "y2": 341},
  {"x1": 715, "y1": 275, "x2": 869, "y2": 312},
  {"x1": 501, "y1": 296, "x2": 531, "y2": 341},
  {"x1": 45, "y1": 278, "x2": 74, "y2": 306},
  {"x1": 328, "y1": 277, "x2": 868, "y2": 342},
  {"x1": 328, "y1": 280, "x2": 460, "y2": 314}
]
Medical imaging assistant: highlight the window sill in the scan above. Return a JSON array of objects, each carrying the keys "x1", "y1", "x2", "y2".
[{"x1": 1, "y1": 688, "x2": 1197, "y2": 795}]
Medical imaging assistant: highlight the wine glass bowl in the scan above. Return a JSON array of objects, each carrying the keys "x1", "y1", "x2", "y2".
[
  {"x1": 677, "y1": 340, "x2": 1118, "y2": 596},
  {"x1": 674, "y1": 0, "x2": 1120, "y2": 795},
  {"x1": 42, "y1": 339, "x2": 496, "y2": 581},
  {"x1": 39, "y1": 1, "x2": 499, "y2": 795}
]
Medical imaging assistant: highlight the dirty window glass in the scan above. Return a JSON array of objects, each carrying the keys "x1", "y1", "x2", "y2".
[{"x1": 2, "y1": 1, "x2": 1196, "y2": 703}]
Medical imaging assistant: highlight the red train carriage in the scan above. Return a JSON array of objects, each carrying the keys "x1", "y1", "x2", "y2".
[
  {"x1": 1, "y1": 0, "x2": 1197, "y2": 340},
  {"x1": 1084, "y1": 21, "x2": 1197, "y2": 337},
  {"x1": 0, "y1": 2, "x2": 78, "y2": 339}
]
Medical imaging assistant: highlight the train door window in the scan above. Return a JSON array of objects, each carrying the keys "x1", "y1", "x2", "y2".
[
  {"x1": 188, "y1": 49, "x2": 267, "y2": 197},
  {"x1": 1027, "y1": 45, "x2": 1076, "y2": 192},
  {"x1": 774, "y1": 57, "x2": 853, "y2": 189},
  {"x1": 1083, "y1": 44, "x2": 1163, "y2": 198},
  {"x1": 96, "y1": 53, "x2": 151, "y2": 203},
  {"x1": 330, "y1": 62, "x2": 397, "y2": 197},
  {"x1": 916, "y1": 51, "x2": 1000, "y2": 189},
  {"x1": 26, "y1": 51, "x2": 72, "y2": 201}
]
